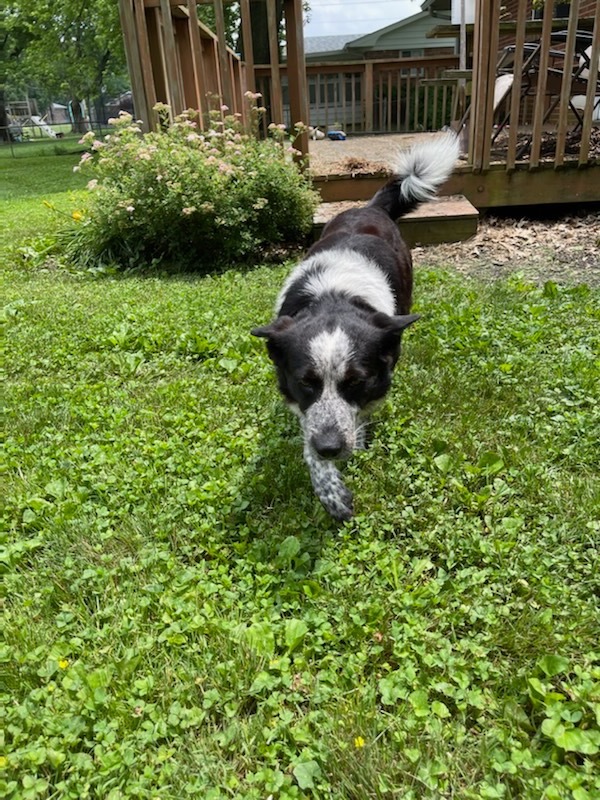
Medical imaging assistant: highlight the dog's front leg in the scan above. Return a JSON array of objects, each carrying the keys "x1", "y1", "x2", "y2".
[{"x1": 303, "y1": 440, "x2": 354, "y2": 521}]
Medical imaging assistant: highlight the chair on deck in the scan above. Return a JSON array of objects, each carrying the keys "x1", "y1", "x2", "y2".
[{"x1": 545, "y1": 31, "x2": 600, "y2": 128}]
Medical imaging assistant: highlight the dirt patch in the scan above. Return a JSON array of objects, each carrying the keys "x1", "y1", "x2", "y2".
[
  {"x1": 308, "y1": 132, "x2": 438, "y2": 176},
  {"x1": 414, "y1": 209, "x2": 600, "y2": 286}
]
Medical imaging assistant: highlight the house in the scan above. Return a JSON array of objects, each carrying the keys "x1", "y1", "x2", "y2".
[
  {"x1": 297, "y1": 5, "x2": 458, "y2": 131},
  {"x1": 304, "y1": 6, "x2": 456, "y2": 63}
]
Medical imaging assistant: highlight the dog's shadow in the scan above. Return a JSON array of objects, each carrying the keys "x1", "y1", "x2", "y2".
[{"x1": 224, "y1": 408, "x2": 347, "y2": 564}]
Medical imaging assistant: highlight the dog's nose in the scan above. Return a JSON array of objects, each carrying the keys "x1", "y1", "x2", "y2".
[{"x1": 311, "y1": 430, "x2": 345, "y2": 459}]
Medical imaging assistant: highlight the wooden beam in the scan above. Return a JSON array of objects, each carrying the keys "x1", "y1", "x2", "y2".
[
  {"x1": 312, "y1": 162, "x2": 600, "y2": 208},
  {"x1": 284, "y1": 0, "x2": 308, "y2": 158},
  {"x1": 505, "y1": 0, "x2": 528, "y2": 170},
  {"x1": 185, "y1": 0, "x2": 208, "y2": 125},
  {"x1": 554, "y1": 0, "x2": 580, "y2": 168},
  {"x1": 118, "y1": 0, "x2": 151, "y2": 127},
  {"x1": 159, "y1": 0, "x2": 185, "y2": 114},
  {"x1": 266, "y1": 0, "x2": 284, "y2": 123},
  {"x1": 213, "y1": 0, "x2": 233, "y2": 109},
  {"x1": 175, "y1": 17, "x2": 198, "y2": 109},
  {"x1": 239, "y1": 0, "x2": 255, "y2": 93},
  {"x1": 364, "y1": 61, "x2": 373, "y2": 132},
  {"x1": 529, "y1": 0, "x2": 554, "y2": 168}
]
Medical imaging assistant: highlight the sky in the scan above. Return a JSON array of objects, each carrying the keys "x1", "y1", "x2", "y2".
[{"x1": 303, "y1": 0, "x2": 421, "y2": 38}]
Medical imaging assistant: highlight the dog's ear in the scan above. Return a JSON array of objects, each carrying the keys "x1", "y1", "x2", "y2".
[
  {"x1": 371, "y1": 312, "x2": 421, "y2": 333},
  {"x1": 251, "y1": 316, "x2": 295, "y2": 339}
]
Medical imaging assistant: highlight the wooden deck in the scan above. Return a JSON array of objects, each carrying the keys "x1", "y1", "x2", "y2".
[{"x1": 313, "y1": 158, "x2": 600, "y2": 210}]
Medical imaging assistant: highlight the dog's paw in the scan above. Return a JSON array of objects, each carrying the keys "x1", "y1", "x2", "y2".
[
  {"x1": 319, "y1": 480, "x2": 354, "y2": 522},
  {"x1": 304, "y1": 445, "x2": 354, "y2": 521}
]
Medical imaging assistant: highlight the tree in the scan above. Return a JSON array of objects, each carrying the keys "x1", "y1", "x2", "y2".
[
  {"x1": 6, "y1": 0, "x2": 126, "y2": 134},
  {"x1": 0, "y1": 5, "x2": 35, "y2": 141}
]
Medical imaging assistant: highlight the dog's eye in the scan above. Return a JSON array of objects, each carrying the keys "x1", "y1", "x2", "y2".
[
  {"x1": 343, "y1": 375, "x2": 365, "y2": 390},
  {"x1": 299, "y1": 373, "x2": 319, "y2": 391}
]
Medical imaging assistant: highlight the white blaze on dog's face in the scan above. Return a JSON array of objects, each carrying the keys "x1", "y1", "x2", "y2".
[{"x1": 304, "y1": 327, "x2": 358, "y2": 459}]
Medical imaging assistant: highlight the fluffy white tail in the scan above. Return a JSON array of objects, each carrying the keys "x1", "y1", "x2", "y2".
[
  {"x1": 393, "y1": 133, "x2": 460, "y2": 203},
  {"x1": 368, "y1": 133, "x2": 459, "y2": 219}
]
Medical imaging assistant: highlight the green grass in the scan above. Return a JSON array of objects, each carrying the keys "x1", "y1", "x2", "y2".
[{"x1": 3, "y1": 156, "x2": 600, "y2": 800}]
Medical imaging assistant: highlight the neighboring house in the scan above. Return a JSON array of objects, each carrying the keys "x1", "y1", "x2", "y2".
[
  {"x1": 304, "y1": 6, "x2": 456, "y2": 63},
  {"x1": 299, "y1": 4, "x2": 457, "y2": 130}
]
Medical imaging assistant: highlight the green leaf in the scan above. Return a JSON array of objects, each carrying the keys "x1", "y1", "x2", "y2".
[
  {"x1": 541, "y1": 719, "x2": 600, "y2": 754},
  {"x1": 409, "y1": 689, "x2": 429, "y2": 717},
  {"x1": 433, "y1": 453, "x2": 452, "y2": 474},
  {"x1": 244, "y1": 621, "x2": 275, "y2": 656},
  {"x1": 285, "y1": 619, "x2": 308, "y2": 652},
  {"x1": 378, "y1": 674, "x2": 405, "y2": 706},
  {"x1": 477, "y1": 451, "x2": 504, "y2": 476},
  {"x1": 538, "y1": 654, "x2": 570, "y2": 677},
  {"x1": 278, "y1": 535, "x2": 300, "y2": 561},
  {"x1": 431, "y1": 700, "x2": 451, "y2": 718},
  {"x1": 293, "y1": 760, "x2": 321, "y2": 790}
]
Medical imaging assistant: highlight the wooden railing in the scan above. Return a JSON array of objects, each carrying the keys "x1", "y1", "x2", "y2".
[
  {"x1": 468, "y1": 0, "x2": 600, "y2": 170},
  {"x1": 255, "y1": 55, "x2": 460, "y2": 134}
]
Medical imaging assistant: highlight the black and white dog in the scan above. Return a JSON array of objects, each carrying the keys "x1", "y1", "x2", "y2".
[{"x1": 252, "y1": 134, "x2": 459, "y2": 521}]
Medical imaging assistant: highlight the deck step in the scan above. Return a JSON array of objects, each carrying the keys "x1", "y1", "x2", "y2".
[{"x1": 313, "y1": 195, "x2": 479, "y2": 247}]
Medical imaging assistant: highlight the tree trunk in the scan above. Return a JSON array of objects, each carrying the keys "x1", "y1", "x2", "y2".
[
  {"x1": 70, "y1": 98, "x2": 90, "y2": 134},
  {"x1": 0, "y1": 83, "x2": 10, "y2": 142}
]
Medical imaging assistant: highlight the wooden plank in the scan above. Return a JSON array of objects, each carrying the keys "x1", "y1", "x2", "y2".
[
  {"x1": 118, "y1": 0, "x2": 150, "y2": 127},
  {"x1": 175, "y1": 17, "x2": 198, "y2": 109},
  {"x1": 312, "y1": 162, "x2": 600, "y2": 208},
  {"x1": 365, "y1": 62, "x2": 373, "y2": 131},
  {"x1": 529, "y1": 0, "x2": 555, "y2": 168},
  {"x1": 480, "y1": 0, "x2": 501, "y2": 170},
  {"x1": 239, "y1": 0, "x2": 255, "y2": 93},
  {"x1": 554, "y1": 0, "x2": 580, "y2": 168},
  {"x1": 506, "y1": 0, "x2": 528, "y2": 169},
  {"x1": 159, "y1": 0, "x2": 184, "y2": 114},
  {"x1": 266, "y1": 0, "x2": 284, "y2": 123},
  {"x1": 284, "y1": 0, "x2": 309, "y2": 158},
  {"x1": 185, "y1": 0, "x2": 208, "y2": 126},
  {"x1": 468, "y1": 0, "x2": 487, "y2": 169},
  {"x1": 132, "y1": 0, "x2": 157, "y2": 127},
  {"x1": 213, "y1": 0, "x2": 233, "y2": 110},
  {"x1": 579, "y1": 2, "x2": 600, "y2": 166}
]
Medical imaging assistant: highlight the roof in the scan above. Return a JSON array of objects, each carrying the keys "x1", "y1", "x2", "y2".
[
  {"x1": 304, "y1": 9, "x2": 455, "y2": 61},
  {"x1": 304, "y1": 34, "x2": 362, "y2": 56}
]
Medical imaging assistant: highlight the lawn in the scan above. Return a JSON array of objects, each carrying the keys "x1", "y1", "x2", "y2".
[{"x1": 3, "y1": 155, "x2": 600, "y2": 800}]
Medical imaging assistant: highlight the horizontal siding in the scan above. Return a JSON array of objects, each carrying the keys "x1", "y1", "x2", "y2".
[{"x1": 369, "y1": 16, "x2": 456, "y2": 51}]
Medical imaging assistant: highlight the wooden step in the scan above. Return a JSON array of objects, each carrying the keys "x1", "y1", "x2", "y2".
[{"x1": 313, "y1": 195, "x2": 479, "y2": 247}]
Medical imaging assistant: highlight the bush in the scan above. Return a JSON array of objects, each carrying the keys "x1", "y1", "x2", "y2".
[{"x1": 66, "y1": 104, "x2": 318, "y2": 271}]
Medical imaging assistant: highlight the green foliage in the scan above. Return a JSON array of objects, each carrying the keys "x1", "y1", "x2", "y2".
[
  {"x1": 63, "y1": 107, "x2": 318, "y2": 272},
  {"x1": 3, "y1": 0, "x2": 125, "y2": 108},
  {"x1": 3, "y1": 163, "x2": 600, "y2": 798}
]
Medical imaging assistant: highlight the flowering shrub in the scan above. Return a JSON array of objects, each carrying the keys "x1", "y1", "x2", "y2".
[{"x1": 68, "y1": 101, "x2": 318, "y2": 271}]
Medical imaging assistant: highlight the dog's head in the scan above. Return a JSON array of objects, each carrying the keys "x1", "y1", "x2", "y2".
[{"x1": 252, "y1": 310, "x2": 419, "y2": 459}]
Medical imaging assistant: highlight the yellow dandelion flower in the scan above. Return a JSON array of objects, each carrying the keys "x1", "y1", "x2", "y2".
[
  {"x1": 0, "y1": 755, "x2": 7, "y2": 768},
  {"x1": 72, "y1": 211, "x2": 83, "y2": 222},
  {"x1": 354, "y1": 736, "x2": 365, "y2": 749},
  {"x1": 58, "y1": 658, "x2": 69, "y2": 669}
]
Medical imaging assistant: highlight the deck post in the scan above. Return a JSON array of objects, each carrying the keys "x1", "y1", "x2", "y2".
[
  {"x1": 266, "y1": 0, "x2": 284, "y2": 123},
  {"x1": 118, "y1": 0, "x2": 151, "y2": 128},
  {"x1": 365, "y1": 62, "x2": 374, "y2": 132},
  {"x1": 213, "y1": 0, "x2": 234, "y2": 110},
  {"x1": 284, "y1": 0, "x2": 309, "y2": 159}
]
